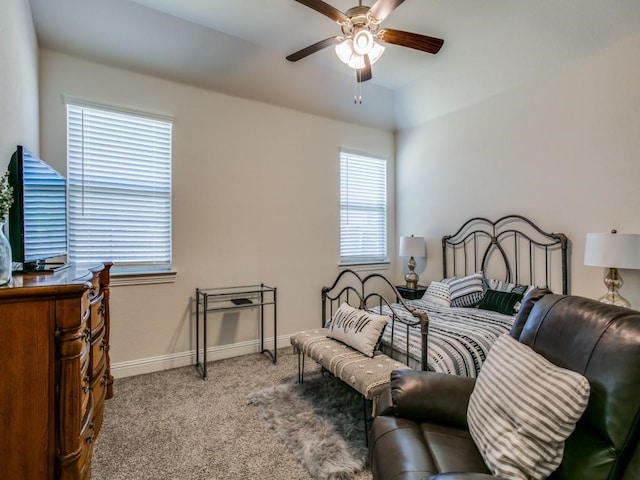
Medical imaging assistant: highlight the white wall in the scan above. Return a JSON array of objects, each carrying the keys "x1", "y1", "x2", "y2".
[
  {"x1": 39, "y1": 50, "x2": 396, "y2": 376},
  {"x1": 0, "y1": 0, "x2": 39, "y2": 170},
  {"x1": 396, "y1": 33, "x2": 640, "y2": 308}
]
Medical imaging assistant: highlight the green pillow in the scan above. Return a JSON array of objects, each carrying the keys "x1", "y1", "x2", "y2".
[{"x1": 478, "y1": 290, "x2": 523, "y2": 315}]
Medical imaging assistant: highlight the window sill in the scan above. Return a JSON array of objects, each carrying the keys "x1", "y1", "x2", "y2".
[{"x1": 111, "y1": 269, "x2": 177, "y2": 286}]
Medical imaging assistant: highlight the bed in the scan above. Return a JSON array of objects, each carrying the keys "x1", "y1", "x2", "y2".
[{"x1": 322, "y1": 214, "x2": 569, "y2": 376}]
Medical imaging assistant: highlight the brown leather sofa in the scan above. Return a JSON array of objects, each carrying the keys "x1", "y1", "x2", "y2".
[{"x1": 369, "y1": 290, "x2": 640, "y2": 480}]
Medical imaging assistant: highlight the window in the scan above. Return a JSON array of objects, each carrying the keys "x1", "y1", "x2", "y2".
[
  {"x1": 66, "y1": 100, "x2": 172, "y2": 272},
  {"x1": 340, "y1": 150, "x2": 388, "y2": 264}
]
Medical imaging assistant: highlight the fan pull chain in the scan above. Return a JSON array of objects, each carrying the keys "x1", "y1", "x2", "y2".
[{"x1": 354, "y1": 71, "x2": 363, "y2": 104}]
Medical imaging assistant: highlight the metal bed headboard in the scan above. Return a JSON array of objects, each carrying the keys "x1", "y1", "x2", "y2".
[
  {"x1": 321, "y1": 269, "x2": 429, "y2": 369},
  {"x1": 442, "y1": 214, "x2": 569, "y2": 294}
]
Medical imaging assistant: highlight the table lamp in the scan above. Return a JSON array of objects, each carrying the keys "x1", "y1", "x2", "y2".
[
  {"x1": 584, "y1": 230, "x2": 640, "y2": 308},
  {"x1": 399, "y1": 235, "x2": 425, "y2": 289}
]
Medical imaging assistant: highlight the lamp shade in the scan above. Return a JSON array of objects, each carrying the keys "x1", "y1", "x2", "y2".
[
  {"x1": 584, "y1": 233, "x2": 640, "y2": 269},
  {"x1": 399, "y1": 236, "x2": 425, "y2": 258}
]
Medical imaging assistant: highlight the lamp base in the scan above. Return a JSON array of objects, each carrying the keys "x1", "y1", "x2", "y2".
[
  {"x1": 597, "y1": 293, "x2": 631, "y2": 308},
  {"x1": 405, "y1": 256, "x2": 419, "y2": 290},
  {"x1": 598, "y1": 267, "x2": 631, "y2": 308}
]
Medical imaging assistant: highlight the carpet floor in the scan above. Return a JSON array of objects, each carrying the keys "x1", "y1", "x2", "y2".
[{"x1": 92, "y1": 348, "x2": 373, "y2": 480}]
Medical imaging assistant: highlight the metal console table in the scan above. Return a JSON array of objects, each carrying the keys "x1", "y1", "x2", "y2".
[{"x1": 195, "y1": 283, "x2": 277, "y2": 380}]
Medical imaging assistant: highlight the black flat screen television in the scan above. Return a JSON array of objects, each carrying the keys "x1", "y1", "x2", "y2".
[{"x1": 8, "y1": 145, "x2": 67, "y2": 272}]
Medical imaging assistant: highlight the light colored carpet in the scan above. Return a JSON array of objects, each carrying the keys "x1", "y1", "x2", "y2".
[{"x1": 92, "y1": 348, "x2": 373, "y2": 480}]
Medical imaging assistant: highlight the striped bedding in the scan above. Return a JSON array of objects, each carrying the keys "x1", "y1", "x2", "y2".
[{"x1": 376, "y1": 299, "x2": 515, "y2": 377}]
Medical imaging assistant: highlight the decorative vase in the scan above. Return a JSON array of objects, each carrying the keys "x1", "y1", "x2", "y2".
[{"x1": 0, "y1": 221, "x2": 11, "y2": 286}]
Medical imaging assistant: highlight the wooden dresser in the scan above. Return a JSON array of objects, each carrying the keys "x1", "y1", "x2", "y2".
[{"x1": 0, "y1": 263, "x2": 113, "y2": 479}]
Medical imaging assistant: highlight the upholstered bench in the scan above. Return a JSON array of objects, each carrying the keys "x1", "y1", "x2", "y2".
[{"x1": 290, "y1": 326, "x2": 410, "y2": 442}]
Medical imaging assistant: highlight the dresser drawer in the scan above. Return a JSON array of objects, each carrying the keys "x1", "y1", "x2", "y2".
[
  {"x1": 91, "y1": 365, "x2": 107, "y2": 408},
  {"x1": 80, "y1": 371, "x2": 91, "y2": 420},
  {"x1": 90, "y1": 296, "x2": 105, "y2": 337},
  {"x1": 88, "y1": 275, "x2": 101, "y2": 303},
  {"x1": 79, "y1": 325, "x2": 91, "y2": 417},
  {"x1": 80, "y1": 326, "x2": 91, "y2": 377},
  {"x1": 90, "y1": 326, "x2": 106, "y2": 378},
  {"x1": 91, "y1": 367, "x2": 108, "y2": 437},
  {"x1": 77, "y1": 401, "x2": 95, "y2": 480},
  {"x1": 80, "y1": 275, "x2": 100, "y2": 312}
]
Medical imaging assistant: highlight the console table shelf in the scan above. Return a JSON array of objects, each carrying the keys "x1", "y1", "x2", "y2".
[{"x1": 195, "y1": 284, "x2": 277, "y2": 380}]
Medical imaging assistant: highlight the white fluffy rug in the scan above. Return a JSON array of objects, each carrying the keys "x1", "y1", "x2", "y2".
[{"x1": 248, "y1": 372, "x2": 368, "y2": 480}]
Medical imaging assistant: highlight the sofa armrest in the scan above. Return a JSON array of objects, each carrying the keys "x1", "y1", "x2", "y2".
[
  {"x1": 509, "y1": 287, "x2": 552, "y2": 340},
  {"x1": 374, "y1": 385, "x2": 394, "y2": 416},
  {"x1": 388, "y1": 369, "x2": 476, "y2": 429}
]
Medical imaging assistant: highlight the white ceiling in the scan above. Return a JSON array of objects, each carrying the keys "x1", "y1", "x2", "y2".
[{"x1": 29, "y1": 0, "x2": 640, "y2": 130}]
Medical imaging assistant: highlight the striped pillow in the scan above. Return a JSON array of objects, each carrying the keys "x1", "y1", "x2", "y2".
[
  {"x1": 485, "y1": 278, "x2": 536, "y2": 297},
  {"x1": 467, "y1": 334, "x2": 590, "y2": 480},
  {"x1": 421, "y1": 282, "x2": 451, "y2": 307},
  {"x1": 448, "y1": 272, "x2": 484, "y2": 308}
]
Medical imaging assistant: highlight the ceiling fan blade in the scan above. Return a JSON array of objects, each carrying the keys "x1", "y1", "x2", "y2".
[
  {"x1": 357, "y1": 54, "x2": 372, "y2": 83},
  {"x1": 286, "y1": 36, "x2": 340, "y2": 62},
  {"x1": 293, "y1": 0, "x2": 348, "y2": 24},
  {"x1": 378, "y1": 28, "x2": 444, "y2": 54},
  {"x1": 368, "y1": 0, "x2": 406, "y2": 23}
]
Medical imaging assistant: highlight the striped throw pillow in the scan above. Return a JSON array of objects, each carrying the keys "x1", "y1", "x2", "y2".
[
  {"x1": 485, "y1": 278, "x2": 536, "y2": 297},
  {"x1": 449, "y1": 272, "x2": 484, "y2": 307},
  {"x1": 421, "y1": 281, "x2": 451, "y2": 307},
  {"x1": 467, "y1": 334, "x2": 590, "y2": 480}
]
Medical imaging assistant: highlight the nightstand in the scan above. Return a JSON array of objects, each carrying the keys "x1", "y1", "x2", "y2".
[{"x1": 395, "y1": 285, "x2": 427, "y2": 300}]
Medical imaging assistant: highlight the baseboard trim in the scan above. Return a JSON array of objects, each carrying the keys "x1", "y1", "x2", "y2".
[{"x1": 111, "y1": 335, "x2": 292, "y2": 378}]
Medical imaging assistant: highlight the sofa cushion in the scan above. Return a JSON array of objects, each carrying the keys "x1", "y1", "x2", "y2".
[
  {"x1": 325, "y1": 302, "x2": 389, "y2": 357},
  {"x1": 370, "y1": 416, "x2": 490, "y2": 480},
  {"x1": 467, "y1": 334, "x2": 590, "y2": 480}
]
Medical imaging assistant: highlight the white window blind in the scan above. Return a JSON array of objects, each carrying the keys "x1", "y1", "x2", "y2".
[
  {"x1": 340, "y1": 151, "x2": 387, "y2": 264},
  {"x1": 66, "y1": 102, "x2": 172, "y2": 269}
]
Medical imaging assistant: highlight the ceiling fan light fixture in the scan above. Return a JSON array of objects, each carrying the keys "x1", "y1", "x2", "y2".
[
  {"x1": 335, "y1": 38, "x2": 354, "y2": 64},
  {"x1": 353, "y1": 29, "x2": 374, "y2": 55},
  {"x1": 347, "y1": 53, "x2": 366, "y2": 69},
  {"x1": 335, "y1": 36, "x2": 385, "y2": 70},
  {"x1": 368, "y1": 40, "x2": 385, "y2": 64},
  {"x1": 287, "y1": 0, "x2": 445, "y2": 84}
]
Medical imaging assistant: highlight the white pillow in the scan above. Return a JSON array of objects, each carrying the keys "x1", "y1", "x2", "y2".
[
  {"x1": 325, "y1": 302, "x2": 389, "y2": 357},
  {"x1": 421, "y1": 281, "x2": 451, "y2": 307},
  {"x1": 448, "y1": 272, "x2": 484, "y2": 308},
  {"x1": 467, "y1": 334, "x2": 590, "y2": 480}
]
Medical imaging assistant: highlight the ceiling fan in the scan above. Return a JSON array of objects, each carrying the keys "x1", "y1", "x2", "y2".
[{"x1": 286, "y1": 0, "x2": 444, "y2": 83}]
